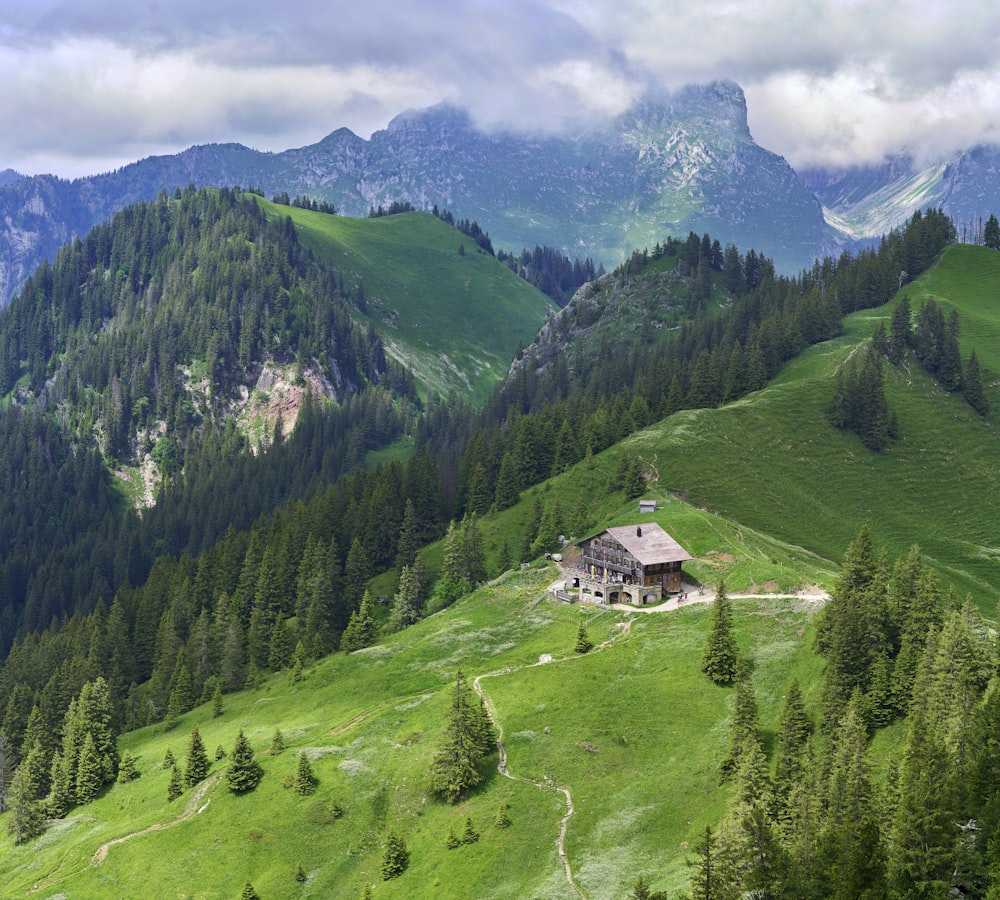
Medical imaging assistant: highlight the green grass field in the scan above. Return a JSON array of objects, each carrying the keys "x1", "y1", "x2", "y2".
[
  {"x1": 261, "y1": 204, "x2": 555, "y2": 405},
  {"x1": 0, "y1": 520, "x2": 828, "y2": 899}
]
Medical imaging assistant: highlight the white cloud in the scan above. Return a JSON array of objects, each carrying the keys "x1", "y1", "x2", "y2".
[{"x1": 2, "y1": 0, "x2": 1000, "y2": 177}]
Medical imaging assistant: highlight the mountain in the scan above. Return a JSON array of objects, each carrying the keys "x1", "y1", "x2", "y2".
[
  {"x1": 802, "y1": 144, "x2": 1000, "y2": 244},
  {"x1": 0, "y1": 187, "x2": 556, "y2": 644},
  {"x1": 5, "y1": 236, "x2": 1000, "y2": 897},
  {"x1": 0, "y1": 81, "x2": 832, "y2": 307}
]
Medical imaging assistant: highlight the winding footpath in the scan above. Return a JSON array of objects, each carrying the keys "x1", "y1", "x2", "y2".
[
  {"x1": 472, "y1": 616, "x2": 633, "y2": 899},
  {"x1": 91, "y1": 772, "x2": 221, "y2": 865},
  {"x1": 26, "y1": 773, "x2": 222, "y2": 896}
]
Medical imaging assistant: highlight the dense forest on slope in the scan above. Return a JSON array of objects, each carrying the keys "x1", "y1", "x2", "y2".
[
  {"x1": 0, "y1": 185, "x2": 413, "y2": 451},
  {"x1": 416, "y1": 209, "x2": 956, "y2": 523},
  {"x1": 0, "y1": 187, "x2": 423, "y2": 653},
  {"x1": 657, "y1": 529, "x2": 1000, "y2": 900}
]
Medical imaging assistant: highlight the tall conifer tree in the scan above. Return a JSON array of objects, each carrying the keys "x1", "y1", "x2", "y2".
[{"x1": 702, "y1": 581, "x2": 739, "y2": 685}]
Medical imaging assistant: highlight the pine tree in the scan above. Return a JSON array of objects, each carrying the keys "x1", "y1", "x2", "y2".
[
  {"x1": 395, "y1": 498, "x2": 420, "y2": 570},
  {"x1": 772, "y1": 679, "x2": 811, "y2": 815},
  {"x1": 7, "y1": 764, "x2": 45, "y2": 843},
  {"x1": 0, "y1": 728, "x2": 11, "y2": 814},
  {"x1": 241, "y1": 882, "x2": 259, "y2": 900},
  {"x1": 702, "y1": 581, "x2": 739, "y2": 685},
  {"x1": 117, "y1": 749, "x2": 140, "y2": 782},
  {"x1": 985, "y1": 213, "x2": 1000, "y2": 249},
  {"x1": 686, "y1": 826, "x2": 719, "y2": 900},
  {"x1": 46, "y1": 751, "x2": 71, "y2": 818},
  {"x1": 270, "y1": 728, "x2": 285, "y2": 755},
  {"x1": 714, "y1": 736, "x2": 785, "y2": 899},
  {"x1": 461, "y1": 514, "x2": 487, "y2": 586},
  {"x1": 185, "y1": 725, "x2": 210, "y2": 787},
  {"x1": 446, "y1": 825, "x2": 461, "y2": 848},
  {"x1": 574, "y1": 620, "x2": 593, "y2": 654},
  {"x1": 343, "y1": 537, "x2": 372, "y2": 611},
  {"x1": 294, "y1": 753, "x2": 317, "y2": 796},
  {"x1": 295, "y1": 862, "x2": 307, "y2": 882},
  {"x1": 389, "y1": 562, "x2": 423, "y2": 632},
  {"x1": 623, "y1": 455, "x2": 646, "y2": 500},
  {"x1": 212, "y1": 681, "x2": 224, "y2": 718},
  {"x1": 888, "y1": 702, "x2": 959, "y2": 896},
  {"x1": 493, "y1": 451, "x2": 523, "y2": 511},
  {"x1": 163, "y1": 747, "x2": 175, "y2": 769},
  {"x1": 815, "y1": 697, "x2": 887, "y2": 899},
  {"x1": 289, "y1": 640, "x2": 306, "y2": 683},
  {"x1": 340, "y1": 591, "x2": 379, "y2": 652},
  {"x1": 431, "y1": 670, "x2": 495, "y2": 803},
  {"x1": 816, "y1": 525, "x2": 889, "y2": 730},
  {"x1": 75, "y1": 732, "x2": 103, "y2": 804},
  {"x1": 462, "y1": 815, "x2": 480, "y2": 843},
  {"x1": 495, "y1": 802, "x2": 511, "y2": 829},
  {"x1": 719, "y1": 663, "x2": 761, "y2": 780},
  {"x1": 166, "y1": 651, "x2": 194, "y2": 721},
  {"x1": 227, "y1": 730, "x2": 263, "y2": 793},
  {"x1": 267, "y1": 617, "x2": 293, "y2": 671},
  {"x1": 167, "y1": 763, "x2": 183, "y2": 802},
  {"x1": 381, "y1": 830, "x2": 409, "y2": 879},
  {"x1": 964, "y1": 349, "x2": 989, "y2": 417}
]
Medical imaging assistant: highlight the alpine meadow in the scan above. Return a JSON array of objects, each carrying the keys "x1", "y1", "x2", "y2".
[{"x1": 3, "y1": 118, "x2": 1000, "y2": 900}]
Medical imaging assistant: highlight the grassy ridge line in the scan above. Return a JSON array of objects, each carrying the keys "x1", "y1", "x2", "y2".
[
  {"x1": 261, "y1": 204, "x2": 556, "y2": 405},
  {"x1": 625, "y1": 244, "x2": 1000, "y2": 609}
]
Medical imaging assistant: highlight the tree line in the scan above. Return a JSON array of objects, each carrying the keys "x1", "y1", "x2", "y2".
[
  {"x1": 654, "y1": 528, "x2": 1000, "y2": 899},
  {"x1": 419, "y1": 209, "x2": 957, "y2": 523}
]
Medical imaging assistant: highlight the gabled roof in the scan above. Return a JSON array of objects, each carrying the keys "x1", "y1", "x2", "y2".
[{"x1": 583, "y1": 522, "x2": 692, "y2": 565}]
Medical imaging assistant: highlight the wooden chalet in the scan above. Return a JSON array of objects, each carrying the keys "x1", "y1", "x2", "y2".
[{"x1": 573, "y1": 523, "x2": 692, "y2": 605}]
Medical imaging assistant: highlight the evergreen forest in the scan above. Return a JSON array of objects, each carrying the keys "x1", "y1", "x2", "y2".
[{"x1": 3, "y1": 188, "x2": 1000, "y2": 897}]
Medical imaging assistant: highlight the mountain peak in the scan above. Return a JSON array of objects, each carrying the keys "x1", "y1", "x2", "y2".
[
  {"x1": 385, "y1": 103, "x2": 473, "y2": 136},
  {"x1": 623, "y1": 80, "x2": 750, "y2": 138}
]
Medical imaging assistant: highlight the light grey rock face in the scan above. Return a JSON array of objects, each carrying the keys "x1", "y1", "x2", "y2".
[
  {"x1": 802, "y1": 145, "x2": 1000, "y2": 245},
  {"x1": 0, "y1": 80, "x2": 832, "y2": 305}
]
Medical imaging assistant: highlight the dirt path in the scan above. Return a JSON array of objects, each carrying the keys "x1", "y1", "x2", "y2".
[
  {"x1": 91, "y1": 773, "x2": 221, "y2": 865},
  {"x1": 472, "y1": 614, "x2": 632, "y2": 899},
  {"x1": 605, "y1": 585, "x2": 829, "y2": 615}
]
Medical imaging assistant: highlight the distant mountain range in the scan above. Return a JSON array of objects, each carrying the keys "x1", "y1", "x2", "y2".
[
  {"x1": 801, "y1": 146, "x2": 1000, "y2": 245},
  {"x1": 3, "y1": 80, "x2": 1000, "y2": 306}
]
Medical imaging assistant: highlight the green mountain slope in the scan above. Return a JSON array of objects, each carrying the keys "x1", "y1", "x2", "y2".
[
  {"x1": 8, "y1": 240, "x2": 1000, "y2": 898},
  {"x1": 621, "y1": 244, "x2": 1000, "y2": 605},
  {"x1": 0, "y1": 496, "x2": 832, "y2": 898},
  {"x1": 268, "y1": 204, "x2": 556, "y2": 405}
]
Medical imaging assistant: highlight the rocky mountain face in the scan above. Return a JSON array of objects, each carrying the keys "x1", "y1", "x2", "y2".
[
  {"x1": 0, "y1": 81, "x2": 832, "y2": 306},
  {"x1": 801, "y1": 145, "x2": 1000, "y2": 244}
]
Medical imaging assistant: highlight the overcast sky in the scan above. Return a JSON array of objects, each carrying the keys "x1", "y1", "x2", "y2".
[{"x1": 3, "y1": 0, "x2": 999, "y2": 179}]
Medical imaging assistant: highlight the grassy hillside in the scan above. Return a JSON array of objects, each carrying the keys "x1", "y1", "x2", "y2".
[
  {"x1": 264, "y1": 204, "x2": 556, "y2": 405},
  {"x1": 9, "y1": 243, "x2": 1000, "y2": 897},
  {"x1": 0, "y1": 487, "x2": 832, "y2": 898},
  {"x1": 620, "y1": 244, "x2": 1000, "y2": 608}
]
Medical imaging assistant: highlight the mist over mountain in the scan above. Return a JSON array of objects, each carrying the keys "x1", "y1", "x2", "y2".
[{"x1": 0, "y1": 81, "x2": 831, "y2": 307}]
